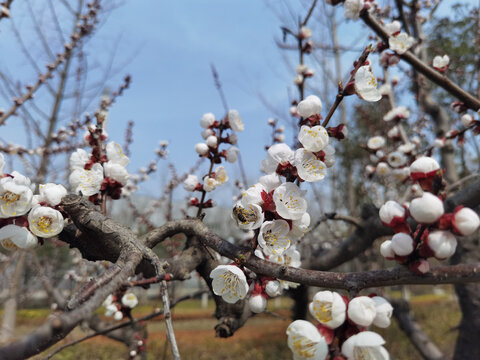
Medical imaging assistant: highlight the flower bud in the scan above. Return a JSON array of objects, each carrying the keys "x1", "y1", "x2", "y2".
[
  {"x1": 195, "y1": 143, "x2": 209, "y2": 156},
  {"x1": 372, "y1": 296, "x2": 393, "y2": 328},
  {"x1": 409, "y1": 157, "x2": 440, "y2": 180},
  {"x1": 380, "y1": 240, "x2": 395, "y2": 259},
  {"x1": 379, "y1": 201, "x2": 406, "y2": 225},
  {"x1": 409, "y1": 192, "x2": 444, "y2": 224},
  {"x1": 426, "y1": 230, "x2": 457, "y2": 259},
  {"x1": 206, "y1": 135, "x2": 218, "y2": 148},
  {"x1": 461, "y1": 114, "x2": 474, "y2": 127},
  {"x1": 200, "y1": 112, "x2": 215, "y2": 128},
  {"x1": 297, "y1": 95, "x2": 322, "y2": 118},
  {"x1": 248, "y1": 294, "x2": 267, "y2": 313},
  {"x1": 391, "y1": 233, "x2": 415, "y2": 256},
  {"x1": 347, "y1": 296, "x2": 376, "y2": 327},
  {"x1": 453, "y1": 207, "x2": 480, "y2": 236}
]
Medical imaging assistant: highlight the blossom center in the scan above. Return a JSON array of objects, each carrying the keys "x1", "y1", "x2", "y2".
[
  {"x1": 1, "y1": 191, "x2": 20, "y2": 204},
  {"x1": 313, "y1": 301, "x2": 333, "y2": 322}
]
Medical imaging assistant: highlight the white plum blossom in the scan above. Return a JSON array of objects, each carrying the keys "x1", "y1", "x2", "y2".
[
  {"x1": 372, "y1": 296, "x2": 393, "y2": 328},
  {"x1": 379, "y1": 200, "x2": 406, "y2": 224},
  {"x1": 114, "y1": 311, "x2": 123, "y2": 321},
  {"x1": 228, "y1": 110, "x2": 244, "y2": 132},
  {"x1": 347, "y1": 296, "x2": 377, "y2": 327},
  {"x1": 232, "y1": 202, "x2": 264, "y2": 230},
  {"x1": 194, "y1": 143, "x2": 209, "y2": 156},
  {"x1": 309, "y1": 291, "x2": 347, "y2": 329},
  {"x1": 28, "y1": 205, "x2": 64, "y2": 238},
  {"x1": 427, "y1": 230, "x2": 457, "y2": 259},
  {"x1": 104, "y1": 161, "x2": 129, "y2": 185},
  {"x1": 290, "y1": 212, "x2": 311, "y2": 240},
  {"x1": 201, "y1": 128, "x2": 214, "y2": 139},
  {"x1": 248, "y1": 294, "x2": 267, "y2": 313},
  {"x1": 461, "y1": 114, "x2": 474, "y2": 127},
  {"x1": 258, "y1": 173, "x2": 282, "y2": 192},
  {"x1": 344, "y1": 0, "x2": 365, "y2": 20},
  {"x1": 214, "y1": 166, "x2": 228, "y2": 184},
  {"x1": 391, "y1": 233, "x2": 415, "y2": 256},
  {"x1": 398, "y1": 143, "x2": 416, "y2": 154},
  {"x1": 103, "y1": 294, "x2": 114, "y2": 307},
  {"x1": 0, "y1": 224, "x2": 38, "y2": 250},
  {"x1": 210, "y1": 264, "x2": 249, "y2": 304},
  {"x1": 106, "y1": 142, "x2": 129, "y2": 167},
  {"x1": 225, "y1": 146, "x2": 239, "y2": 163},
  {"x1": 241, "y1": 183, "x2": 266, "y2": 206},
  {"x1": 203, "y1": 176, "x2": 218, "y2": 192},
  {"x1": 383, "y1": 106, "x2": 410, "y2": 122},
  {"x1": 206, "y1": 135, "x2": 218, "y2": 148},
  {"x1": 286, "y1": 320, "x2": 328, "y2": 360},
  {"x1": 258, "y1": 219, "x2": 291, "y2": 256},
  {"x1": 105, "y1": 303, "x2": 119, "y2": 317},
  {"x1": 380, "y1": 240, "x2": 395, "y2": 259},
  {"x1": 261, "y1": 143, "x2": 294, "y2": 173},
  {"x1": 265, "y1": 280, "x2": 282, "y2": 297},
  {"x1": 121, "y1": 293, "x2": 139, "y2": 308},
  {"x1": 228, "y1": 133, "x2": 238, "y2": 145},
  {"x1": 183, "y1": 174, "x2": 199, "y2": 191},
  {"x1": 376, "y1": 162, "x2": 390, "y2": 176},
  {"x1": 200, "y1": 112, "x2": 215, "y2": 128},
  {"x1": 367, "y1": 136, "x2": 386, "y2": 150},
  {"x1": 387, "y1": 126, "x2": 399, "y2": 138},
  {"x1": 69, "y1": 163, "x2": 104, "y2": 196},
  {"x1": 409, "y1": 192, "x2": 444, "y2": 224},
  {"x1": 389, "y1": 32, "x2": 415, "y2": 54},
  {"x1": 294, "y1": 149, "x2": 327, "y2": 182},
  {"x1": 70, "y1": 148, "x2": 90, "y2": 169},
  {"x1": 392, "y1": 167, "x2": 410, "y2": 181},
  {"x1": 294, "y1": 74, "x2": 304, "y2": 85},
  {"x1": 37, "y1": 183, "x2": 67, "y2": 206},
  {"x1": 453, "y1": 207, "x2": 480, "y2": 236},
  {"x1": 341, "y1": 331, "x2": 389, "y2": 360},
  {"x1": 273, "y1": 182, "x2": 307, "y2": 220},
  {"x1": 298, "y1": 125, "x2": 329, "y2": 152},
  {"x1": 297, "y1": 95, "x2": 323, "y2": 118},
  {"x1": 354, "y1": 66, "x2": 382, "y2": 102},
  {"x1": 433, "y1": 55, "x2": 450, "y2": 70},
  {"x1": 299, "y1": 26, "x2": 312, "y2": 39},
  {"x1": 0, "y1": 174, "x2": 33, "y2": 218},
  {"x1": 409, "y1": 157, "x2": 440, "y2": 178},
  {"x1": 384, "y1": 20, "x2": 401, "y2": 36},
  {"x1": 387, "y1": 151, "x2": 407, "y2": 168}
]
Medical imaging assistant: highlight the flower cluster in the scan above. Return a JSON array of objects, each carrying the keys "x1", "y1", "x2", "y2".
[
  {"x1": 287, "y1": 291, "x2": 392, "y2": 360},
  {"x1": 69, "y1": 140, "x2": 130, "y2": 201},
  {"x1": 379, "y1": 157, "x2": 480, "y2": 273},
  {"x1": 0, "y1": 154, "x2": 66, "y2": 250},
  {"x1": 102, "y1": 292, "x2": 139, "y2": 321}
]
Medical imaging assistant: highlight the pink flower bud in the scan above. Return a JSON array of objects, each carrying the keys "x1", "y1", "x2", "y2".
[{"x1": 408, "y1": 259, "x2": 430, "y2": 274}]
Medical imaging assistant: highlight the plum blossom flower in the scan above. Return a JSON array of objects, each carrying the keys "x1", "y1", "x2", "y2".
[
  {"x1": 367, "y1": 136, "x2": 386, "y2": 150},
  {"x1": 286, "y1": 320, "x2": 328, "y2": 360},
  {"x1": 453, "y1": 207, "x2": 480, "y2": 236},
  {"x1": 376, "y1": 162, "x2": 390, "y2": 176},
  {"x1": 299, "y1": 26, "x2": 312, "y2": 39},
  {"x1": 105, "y1": 303, "x2": 119, "y2": 317},
  {"x1": 298, "y1": 125, "x2": 329, "y2": 152},
  {"x1": 194, "y1": 143, "x2": 209, "y2": 156},
  {"x1": 409, "y1": 157, "x2": 440, "y2": 179},
  {"x1": 200, "y1": 112, "x2": 215, "y2": 128},
  {"x1": 37, "y1": 183, "x2": 67, "y2": 207},
  {"x1": 409, "y1": 192, "x2": 444, "y2": 224},
  {"x1": 241, "y1": 183, "x2": 266, "y2": 206},
  {"x1": 261, "y1": 143, "x2": 294, "y2": 173},
  {"x1": 70, "y1": 148, "x2": 89, "y2": 169},
  {"x1": 433, "y1": 55, "x2": 450, "y2": 71},
  {"x1": 389, "y1": 32, "x2": 415, "y2": 54},
  {"x1": 354, "y1": 66, "x2": 382, "y2": 102},
  {"x1": 0, "y1": 224, "x2": 38, "y2": 250},
  {"x1": 69, "y1": 163, "x2": 104, "y2": 196},
  {"x1": 391, "y1": 232, "x2": 415, "y2": 256},
  {"x1": 383, "y1": 106, "x2": 410, "y2": 122},
  {"x1": 206, "y1": 135, "x2": 218, "y2": 148},
  {"x1": 348, "y1": 296, "x2": 377, "y2": 327},
  {"x1": 379, "y1": 201, "x2": 406, "y2": 225},
  {"x1": 28, "y1": 205, "x2": 64, "y2": 238},
  {"x1": 0, "y1": 174, "x2": 33, "y2": 218},
  {"x1": 398, "y1": 143, "x2": 416, "y2": 154},
  {"x1": 183, "y1": 174, "x2": 199, "y2": 191},
  {"x1": 203, "y1": 176, "x2": 218, "y2": 192},
  {"x1": 232, "y1": 202, "x2": 264, "y2": 230},
  {"x1": 384, "y1": 20, "x2": 401, "y2": 36},
  {"x1": 341, "y1": 331, "x2": 389, "y2": 360},
  {"x1": 461, "y1": 114, "x2": 474, "y2": 127},
  {"x1": 297, "y1": 95, "x2": 322, "y2": 118},
  {"x1": 214, "y1": 166, "x2": 228, "y2": 184},
  {"x1": 225, "y1": 146, "x2": 239, "y2": 163},
  {"x1": 106, "y1": 142, "x2": 129, "y2": 167},
  {"x1": 294, "y1": 149, "x2": 327, "y2": 182},
  {"x1": 344, "y1": 0, "x2": 365, "y2": 20},
  {"x1": 372, "y1": 296, "x2": 393, "y2": 328},
  {"x1": 273, "y1": 182, "x2": 307, "y2": 220},
  {"x1": 258, "y1": 173, "x2": 281, "y2": 193},
  {"x1": 290, "y1": 212, "x2": 311, "y2": 240},
  {"x1": 121, "y1": 293, "x2": 138, "y2": 308},
  {"x1": 258, "y1": 219, "x2": 291, "y2": 256},
  {"x1": 104, "y1": 161, "x2": 129, "y2": 185},
  {"x1": 248, "y1": 294, "x2": 267, "y2": 313},
  {"x1": 426, "y1": 230, "x2": 457, "y2": 259},
  {"x1": 210, "y1": 265, "x2": 249, "y2": 304},
  {"x1": 380, "y1": 240, "x2": 395, "y2": 259},
  {"x1": 387, "y1": 151, "x2": 407, "y2": 168},
  {"x1": 265, "y1": 280, "x2": 282, "y2": 297},
  {"x1": 309, "y1": 291, "x2": 346, "y2": 329},
  {"x1": 228, "y1": 110, "x2": 244, "y2": 132},
  {"x1": 202, "y1": 128, "x2": 214, "y2": 139}
]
